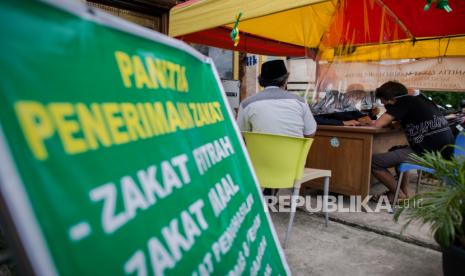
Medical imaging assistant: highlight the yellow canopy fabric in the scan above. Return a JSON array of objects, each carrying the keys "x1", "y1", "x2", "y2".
[
  {"x1": 169, "y1": 0, "x2": 465, "y2": 61},
  {"x1": 169, "y1": 0, "x2": 329, "y2": 38},
  {"x1": 320, "y1": 36, "x2": 465, "y2": 62},
  {"x1": 225, "y1": 1, "x2": 336, "y2": 49}
]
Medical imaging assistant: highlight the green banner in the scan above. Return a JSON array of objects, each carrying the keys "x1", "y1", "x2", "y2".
[{"x1": 0, "y1": 1, "x2": 289, "y2": 275}]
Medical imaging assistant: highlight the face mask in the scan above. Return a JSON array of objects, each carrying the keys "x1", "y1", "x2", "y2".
[
  {"x1": 384, "y1": 103, "x2": 394, "y2": 109},
  {"x1": 393, "y1": 94, "x2": 408, "y2": 99},
  {"x1": 383, "y1": 94, "x2": 407, "y2": 107}
]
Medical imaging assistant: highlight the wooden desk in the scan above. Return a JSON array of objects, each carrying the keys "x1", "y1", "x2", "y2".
[{"x1": 305, "y1": 125, "x2": 407, "y2": 197}]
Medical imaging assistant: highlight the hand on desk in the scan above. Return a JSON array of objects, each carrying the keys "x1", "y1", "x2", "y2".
[
  {"x1": 342, "y1": 116, "x2": 373, "y2": 126},
  {"x1": 357, "y1": 115, "x2": 373, "y2": 126},
  {"x1": 343, "y1": 119, "x2": 361, "y2": 126}
]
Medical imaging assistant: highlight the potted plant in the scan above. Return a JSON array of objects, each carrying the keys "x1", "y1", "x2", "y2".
[{"x1": 394, "y1": 150, "x2": 465, "y2": 276}]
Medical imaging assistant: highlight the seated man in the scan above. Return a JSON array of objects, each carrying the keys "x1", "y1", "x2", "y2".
[
  {"x1": 237, "y1": 60, "x2": 316, "y2": 138},
  {"x1": 311, "y1": 90, "x2": 356, "y2": 114},
  {"x1": 312, "y1": 90, "x2": 378, "y2": 126},
  {"x1": 371, "y1": 81, "x2": 454, "y2": 200}
]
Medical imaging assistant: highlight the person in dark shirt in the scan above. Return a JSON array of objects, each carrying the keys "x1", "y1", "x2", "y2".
[{"x1": 371, "y1": 81, "x2": 454, "y2": 200}]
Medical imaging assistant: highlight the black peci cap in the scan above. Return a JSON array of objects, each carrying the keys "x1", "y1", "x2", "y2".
[{"x1": 259, "y1": 60, "x2": 288, "y2": 81}]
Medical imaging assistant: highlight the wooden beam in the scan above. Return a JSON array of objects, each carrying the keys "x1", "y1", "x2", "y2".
[{"x1": 88, "y1": 0, "x2": 180, "y2": 16}]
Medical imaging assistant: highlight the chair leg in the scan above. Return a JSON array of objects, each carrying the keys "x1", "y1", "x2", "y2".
[
  {"x1": 284, "y1": 186, "x2": 300, "y2": 249},
  {"x1": 391, "y1": 171, "x2": 404, "y2": 213},
  {"x1": 323, "y1": 176, "x2": 330, "y2": 227},
  {"x1": 415, "y1": 170, "x2": 422, "y2": 194}
]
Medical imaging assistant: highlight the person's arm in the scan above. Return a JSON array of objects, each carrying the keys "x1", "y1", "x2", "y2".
[
  {"x1": 373, "y1": 100, "x2": 408, "y2": 128},
  {"x1": 314, "y1": 115, "x2": 344, "y2": 126},
  {"x1": 343, "y1": 119, "x2": 361, "y2": 126},
  {"x1": 357, "y1": 115, "x2": 373, "y2": 126},
  {"x1": 372, "y1": 113, "x2": 395, "y2": 128},
  {"x1": 236, "y1": 105, "x2": 251, "y2": 131},
  {"x1": 303, "y1": 104, "x2": 317, "y2": 137}
]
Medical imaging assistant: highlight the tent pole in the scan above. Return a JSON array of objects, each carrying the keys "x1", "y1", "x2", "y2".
[{"x1": 375, "y1": 0, "x2": 414, "y2": 39}]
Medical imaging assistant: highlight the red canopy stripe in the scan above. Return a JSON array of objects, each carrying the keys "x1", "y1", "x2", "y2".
[{"x1": 176, "y1": 27, "x2": 316, "y2": 58}]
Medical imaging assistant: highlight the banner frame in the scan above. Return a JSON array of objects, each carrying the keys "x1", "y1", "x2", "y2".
[{"x1": 0, "y1": 0, "x2": 291, "y2": 274}]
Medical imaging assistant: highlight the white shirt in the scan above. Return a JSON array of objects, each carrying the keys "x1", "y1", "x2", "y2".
[{"x1": 236, "y1": 87, "x2": 316, "y2": 137}]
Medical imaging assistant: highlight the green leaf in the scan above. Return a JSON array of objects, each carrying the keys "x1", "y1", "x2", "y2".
[{"x1": 395, "y1": 150, "x2": 465, "y2": 248}]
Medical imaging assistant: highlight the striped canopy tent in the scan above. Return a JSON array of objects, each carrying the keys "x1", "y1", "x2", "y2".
[{"x1": 169, "y1": 0, "x2": 465, "y2": 61}]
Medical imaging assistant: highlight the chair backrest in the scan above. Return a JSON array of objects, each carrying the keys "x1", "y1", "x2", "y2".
[
  {"x1": 454, "y1": 131, "x2": 465, "y2": 158},
  {"x1": 243, "y1": 132, "x2": 313, "y2": 189}
]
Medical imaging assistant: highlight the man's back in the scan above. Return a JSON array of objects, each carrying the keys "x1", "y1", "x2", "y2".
[
  {"x1": 385, "y1": 94, "x2": 455, "y2": 157},
  {"x1": 237, "y1": 87, "x2": 316, "y2": 137}
]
